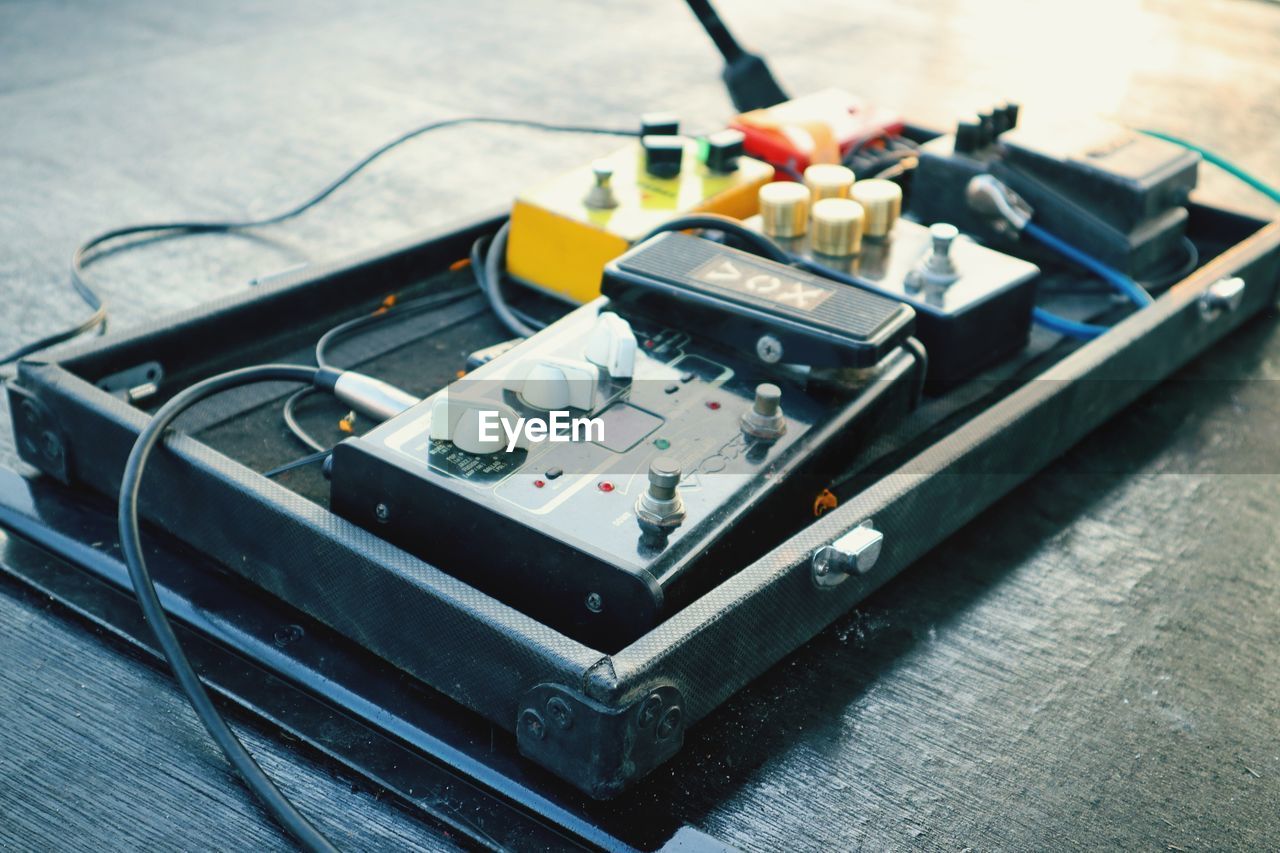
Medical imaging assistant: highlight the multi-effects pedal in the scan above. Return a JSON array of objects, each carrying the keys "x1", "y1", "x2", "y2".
[{"x1": 329, "y1": 235, "x2": 922, "y2": 649}]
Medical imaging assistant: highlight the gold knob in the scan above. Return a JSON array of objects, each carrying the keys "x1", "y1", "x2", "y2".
[
  {"x1": 758, "y1": 181, "x2": 811, "y2": 238},
  {"x1": 850, "y1": 179, "x2": 902, "y2": 239},
  {"x1": 804, "y1": 164, "x2": 855, "y2": 201},
  {"x1": 811, "y1": 198, "x2": 865, "y2": 257}
]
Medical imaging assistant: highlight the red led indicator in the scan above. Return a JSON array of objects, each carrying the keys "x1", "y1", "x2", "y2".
[
  {"x1": 533, "y1": 479, "x2": 546, "y2": 488},
  {"x1": 643, "y1": 339, "x2": 656, "y2": 349},
  {"x1": 597, "y1": 481, "x2": 615, "y2": 492},
  {"x1": 706, "y1": 401, "x2": 721, "y2": 410}
]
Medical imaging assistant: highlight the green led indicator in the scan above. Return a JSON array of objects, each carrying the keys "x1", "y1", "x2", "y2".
[
  {"x1": 653, "y1": 438, "x2": 670, "y2": 450},
  {"x1": 696, "y1": 137, "x2": 710, "y2": 164}
]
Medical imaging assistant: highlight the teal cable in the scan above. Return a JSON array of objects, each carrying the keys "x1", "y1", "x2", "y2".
[{"x1": 1139, "y1": 129, "x2": 1280, "y2": 204}]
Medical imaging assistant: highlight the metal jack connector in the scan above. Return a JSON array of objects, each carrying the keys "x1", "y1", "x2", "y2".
[{"x1": 965, "y1": 174, "x2": 1034, "y2": 234}]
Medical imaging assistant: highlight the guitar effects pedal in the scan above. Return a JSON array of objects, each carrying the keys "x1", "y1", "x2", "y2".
[{"x1": 329, "y1": 235, "x2": 921, "y2": 649}]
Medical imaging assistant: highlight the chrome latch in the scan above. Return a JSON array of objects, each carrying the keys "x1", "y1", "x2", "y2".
[
  {"x1": 811, "y1": 520, "x2": 883, "y2": 589},
  {"x1": 1198, "y1": 276, "x2": 1245, "y2": 321}
]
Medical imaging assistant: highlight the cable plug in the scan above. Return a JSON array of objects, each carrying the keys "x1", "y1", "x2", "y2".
[
  {"x1": 331, "y1": 371, "x2": 419, "y2": 422},
  {"x1": 965, "y1": 175, "x2": 1034, "y2": 235}
]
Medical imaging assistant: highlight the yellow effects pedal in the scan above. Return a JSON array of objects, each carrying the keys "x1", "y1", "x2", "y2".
[{"x1": 506, "y1": 129, "x2": 774, "y2": 303}]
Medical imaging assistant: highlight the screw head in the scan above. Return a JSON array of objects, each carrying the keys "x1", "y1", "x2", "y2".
[
  {"x1": 273, "y1": 624, "x2": 305, "y2": 647},
  {"x1": 656, "y1": 705, "x2": 683, "y2": 740},
  {"x1": 585, "y1": 592, "x2": 604, "y2": 613},
  {"x1": 520, "y1": 708, "x2": 546, "y2": 741},
  {"x1": 374, "y1": 503, "x2": 390, "y2": 523},
  {"x1": 756, "y1": 334, "x2": 784, "y2": 364},
  {"x1": 637, "y1": 693, "x2": 663, "y2": 728},
  {"x1": 546, "y1": 696, "x2": 574, "y2": 730},
  {"x1": 40, "y1": 430, "x2": 62, "y2": 461}
]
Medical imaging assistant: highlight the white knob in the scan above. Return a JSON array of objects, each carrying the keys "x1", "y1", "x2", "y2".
[
  {"x1": 429, "y1": 396, "x2": 525, "y2": 455},
  {"x1": 506, "y1": 356, "x2": 600, "y2": 411},
  {"x1": 583, "y1": 312, "x2": 637, "y2": 379}
]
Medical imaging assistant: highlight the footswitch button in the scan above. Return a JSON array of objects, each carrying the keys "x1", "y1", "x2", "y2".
[{"x1": 741, "y1": 383, "x2": 786, "y2": 441}]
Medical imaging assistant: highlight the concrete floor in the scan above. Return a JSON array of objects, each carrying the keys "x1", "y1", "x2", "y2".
[{"x1": 1, "y1": 0, "x2": 1278, "y2": 849}]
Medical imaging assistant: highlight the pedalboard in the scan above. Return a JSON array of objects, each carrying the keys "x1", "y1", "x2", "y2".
[
  {"x1": 15, "y1": 79, "x2": 1274, "y2": 807},
  {"x1": 505, "y1": 116, "x2": 774, "y2": 304}
]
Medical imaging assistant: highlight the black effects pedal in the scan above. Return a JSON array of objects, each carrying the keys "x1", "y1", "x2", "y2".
[{"x1": 329, "y1": 235, "x2": 923, "y2": 649}]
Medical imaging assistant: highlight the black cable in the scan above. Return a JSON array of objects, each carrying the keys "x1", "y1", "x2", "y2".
[
  {"x1": 118, "y1": 363, "x2": 338, "y2": 853},
  {"x1": 282, "y1": 388, "x2": 328, "y2": 452},
  {"x1": 314, "y1": 285, "x2": 475, "y2": 370},
  {"x1": 843, "y1": 133, "x2": 887, "y2": 164},
  {"x1": 682, "y1": 0, "x2": 787, "y2": 111},
  {"x1": 1140, "y1": 236, "x2": 1199, "y2": 292},
  {"x1": 280, "y1": 284, "x2": 480, "y2": 450},
  {"x1": 264, "y1": 447, "x2": 331, "y2": 478},
  {"x1": 469, "y1": 214, "x2": 790, "y2": 341},
  {"x1": 869, "y1": 157, "x2": 917, "y2": 181},
  {"x1": 1, "y1": 238, "x2": 110, "y2": 364},
  {"x1": 478, "y1": 222, "x2": 544, "y2": 338},
  {"x1": 634, "y1": 213, "x2": 792, "y2": 264},
  {"x1": 843, "y1": 132, "x2": 913, "y2": 166},
  {"x1": 3, "y1": 117, "x2": 639, "y2": 366},
  {"x1": 684, "y1": 0, "x2": 745, "y2": 62},
  {"x1": 776, "y1": 161, "x2": 804, "y2": 182}
]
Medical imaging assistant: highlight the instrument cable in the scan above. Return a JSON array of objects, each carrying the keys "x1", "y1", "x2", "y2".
[
  {"x1": 472, "y1": 222, "x2": 544, "y2": 338},
  {"x1": 281, "y1": 284, "x2": 476, "y2": 452},
  {"x1": 1139, "y1": 129, "x2": 1280, "y2": 205},
  {"x1": 635, "y1": 213, "x2": 793, "y2": 263},
  {"x1": 119, "y1": 363, "x2": 342, "y2": 853},
  {"x1": 2, "y1": 117, "x2": 638, "y2": 367}
]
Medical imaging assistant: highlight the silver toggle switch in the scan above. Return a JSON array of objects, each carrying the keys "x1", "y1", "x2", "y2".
[
  {"x1": 740, "y1": 383, "x2": 786, "y2": 441},
  {"x1": 635, "y1": 456, "x2": 687, "y2": 538}
]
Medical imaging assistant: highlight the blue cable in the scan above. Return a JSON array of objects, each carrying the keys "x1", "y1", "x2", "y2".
[
  {"x1": 1021, "y1": 221, "x2": 1153, "y2": 340},
  {"x1": 797, "y1": 219, "x2": 1149, "y2": 342},
  {"x1": 1028, "y1": 131, "x2": 1279, "y2": 342},
  {"x1": 796, "y1": 238, "x2": 1117, "y2": 341},
  {"x1": 1023, "y1": 221, "x2": 1154, "y2": 307},
  {"x1": 1031, "y1": 307, "x2": 1106, "y2": 340}
]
